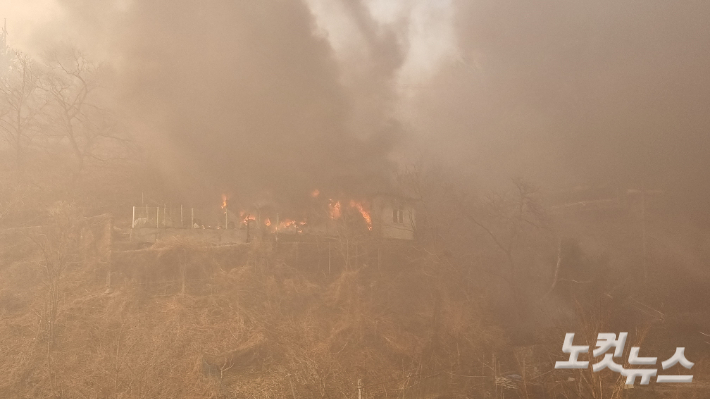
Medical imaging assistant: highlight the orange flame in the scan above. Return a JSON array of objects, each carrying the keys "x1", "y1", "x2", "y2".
[
  {"x1": 349, "y1": 200, "x2": 372, "y2": 230},
  {"x1": 329, "y1": 200, "x2": 341, "y2": 219},
  {"x1": 311, "y1": 189, "x2": 320, "y2": 198},
  {"x1": 221, "y1": 194, "x2": 227, "y2": 209},
  {"x1": 276, "y1": 218, "x2": 306, "y2": 233},
  {"x1": 265, "y1": 218, "x2": 271, "y2": 226}
]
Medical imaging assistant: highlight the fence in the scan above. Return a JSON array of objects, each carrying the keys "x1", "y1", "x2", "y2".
[{"x1": 131, "y1": 205, "x2": 236, "y2": 230}]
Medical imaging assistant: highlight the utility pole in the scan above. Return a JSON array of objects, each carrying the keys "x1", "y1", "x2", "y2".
[
  {"x1": 0, "y1": 19, "x2": 9, "y2": 75},
  {"x1": 641, "y1": 189, "x2": 647, "y2": 282},
  {"x1": 1, "y1": 19, "x2": 6, "y2": 49}
]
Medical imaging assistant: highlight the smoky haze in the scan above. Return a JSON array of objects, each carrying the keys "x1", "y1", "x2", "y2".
[
  {"x1": 15, "y1": 0, "x2": 710, "y2": 210},
  {"x1": 408, "y1": 0, "x2": 710, "y2": 208},
  {"x1": 48, "y1": 0, "x2": 402, "y2": 208},
  {"x1": 2, "y1": 2, "x2": 710, "y2": 397}
]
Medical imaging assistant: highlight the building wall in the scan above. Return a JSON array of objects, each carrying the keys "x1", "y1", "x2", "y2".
[{"x1": 372, "y1": 196, "x2": 415, "y2": 240}]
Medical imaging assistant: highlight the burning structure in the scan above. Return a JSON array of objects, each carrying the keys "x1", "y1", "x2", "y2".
[
  {"x1": 370, "y1": 194, "x2": 416, "y2": 241},
  {"x1": 129, "y1": 191, "x2": 416, "y2": 244}
]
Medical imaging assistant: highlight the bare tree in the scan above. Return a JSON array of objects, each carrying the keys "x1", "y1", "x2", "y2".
[
  {"x1": 457, "y1": 178, "x2": 551, "y2": 273},
  {"x1": 407, "y1": 164, "x2": 555, "y2": 307},
  {"x1": 0, "y1": 51, "x2": 47, "y2": 176},
  {"x1": 45, "y1": 48, "x2": 127, "y2": 181}
]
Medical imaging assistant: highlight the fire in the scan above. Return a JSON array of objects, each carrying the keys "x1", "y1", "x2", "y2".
[
  {"x1": 329, "y1": 200, "x2": 341, "y2": 219},
  {"x1": 280, "y1": 219, "x2": 295, "y2": 228},
  {"x1": 327, "y1": 199, "x2": 370, "y2": 229},
  {"x1": 349, "y1": 200, "x2": 372, "y2": 230},
  {"x1": 311, "y1": 189, "x2": 320, "y2": 198},
  {"x1": 265, "y1": 218, "x2": 271, "y2": 226},
  {"x1": 276, "y1": 218, "x2": 306, "y2": 233},
  {"x1": 221, "y1": 194, "x2": 227, "y2": 209}
]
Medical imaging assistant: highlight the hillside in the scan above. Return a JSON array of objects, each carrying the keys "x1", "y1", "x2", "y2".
[{"x1": 0, "y1": 202, "x2": 708, "y2": 398}]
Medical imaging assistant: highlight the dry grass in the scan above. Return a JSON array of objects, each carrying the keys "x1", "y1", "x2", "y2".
[
  {"x1": 0, "y1": 223, "x2": 507, "y2": 398},
  {"x1": 0, "y1": 208, "x2": 706, "y2": 398}
]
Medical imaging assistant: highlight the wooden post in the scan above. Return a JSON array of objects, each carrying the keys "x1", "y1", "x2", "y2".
[
  {"x1": 225, "y1": 207, "x2": 228, "y2": 229},
  {"x1": 377, "y1": 245, "x2": 381, "y2": 271},
  {"x1": 288, "y1": 374, "x2": 297, "y2": 399},
  {"x1": 132, "y1": 206, "x2": 135, "y2": 229},
  {"x1": 181, "y1": 250, "x2": 186, "y2": 295},
  {"x1": 246, "y1": 218, "x2": 250, "y2": 243},
  {"x1": 163, "y1": 204, "x2": 166, "y2": 227},
  {"x1": 493, "y1": 353, "x2": 497, "y2": 399},
  {"x1": 105, "y1": 217, "x2": 114, "y2": 293},
  {"x1": 191, "y1": 208, "x2": 194, "y2": 229},
  {"x1": 357, "y1": 378, "x2": 363, "y2": 399},
  {"x1": 480, "y1": 354, "x2": 484, "y2": 398},
  {"x1": 156, "y1": 207, "x2": 159, "y2": 229},
  {"x1": 355, "y1": 242, "x2": 358, "y2": 268}
]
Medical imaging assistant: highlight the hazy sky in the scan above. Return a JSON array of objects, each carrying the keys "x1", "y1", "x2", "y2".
[
  {"x1": 0, "y1": 0, "x2": 59, "y2": 43},
  {"x1": 2, "y1": 0, "x2": 710, "y2": 209}
]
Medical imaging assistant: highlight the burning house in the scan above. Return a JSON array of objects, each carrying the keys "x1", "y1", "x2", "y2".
[
  {"x1": 298, "y1": 191, "x2": 416, "y2": 240},
  {"x1": 129, "y1": 190, "x2": 416, "y2": 244},
  {"x1": 370, "y1": 194, "x2": 416, "y2": 240}
]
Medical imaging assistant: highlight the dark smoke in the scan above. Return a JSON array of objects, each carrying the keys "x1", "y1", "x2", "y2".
[
  {"x1": 410, "y1": 0, "x2": 710, "y2": 210},
  {"x1": 36, "y1": 0, "x2": 710, "y2": 216},
  {"x1": 53, "y1": 0, "x2": 401, "y2": 207}
]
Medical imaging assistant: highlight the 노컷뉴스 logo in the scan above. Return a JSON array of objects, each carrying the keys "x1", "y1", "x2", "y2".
[{"x1": 554, "y1": 333, "x2": 694, "y2": 385}]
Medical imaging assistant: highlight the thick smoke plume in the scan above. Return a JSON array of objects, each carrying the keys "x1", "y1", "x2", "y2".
[
  {"x1": 51, "y1": 0, "x2": 401, "y2": 207},
  {"x1": 409, "y1": 0, "x2": 710, "y2": 212},
  {"x1": 11, "y1": 0, "x2": 710, "y2": 215}
]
